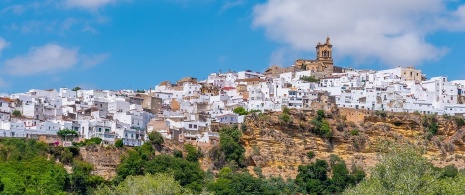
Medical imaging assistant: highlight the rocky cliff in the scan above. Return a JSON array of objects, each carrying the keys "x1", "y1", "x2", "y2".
[{"x1": 241, "y1": 109, "x2": 465, "y2": 178}]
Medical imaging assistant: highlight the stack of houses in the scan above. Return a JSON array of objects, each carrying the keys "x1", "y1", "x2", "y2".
[{"x1": 1, "y1": 37, "x2": 465, "y2": 146}]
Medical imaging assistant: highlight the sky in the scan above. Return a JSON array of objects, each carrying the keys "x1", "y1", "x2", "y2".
[{"x1": 1, "y1": 0, "x2": 465, "y2": 93}]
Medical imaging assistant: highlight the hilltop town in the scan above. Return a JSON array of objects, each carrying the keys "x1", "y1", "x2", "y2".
[{"x1": 1, "y1": 37, "x2": 464, "y2": 147}]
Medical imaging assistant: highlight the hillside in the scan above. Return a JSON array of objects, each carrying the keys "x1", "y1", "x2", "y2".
[{"x1": 239, "y1": 108, "x2": 465, "y2": 178}]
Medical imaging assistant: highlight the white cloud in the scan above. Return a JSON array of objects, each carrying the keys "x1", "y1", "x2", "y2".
[
  {"x1": 0, "y1": 37, "x2": 10, "y2": 56},
  {"x1": 82, "y1": 53, "x2": 110, "y2": 67},
  {"x1": 220, "y1": 0, "x2": 245, "y2": 12},
  {"x1": 4, "y1": 44, "x2": 79, "y2": 76},
  {"x1": 253, "y1": 0, "x2": 465, "y2": 67},
  {"x1": 1, "y1": 5, "x2": 26, "y2": 15},
  {"x1": 63, "y1": 0, "x2": 119, "y2": 10}
]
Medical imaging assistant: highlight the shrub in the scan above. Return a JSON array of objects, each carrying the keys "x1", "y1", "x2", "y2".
[
  {"x1": 306, "y1": 151, "x2": 315, "y2": 159},
  {"x1": 350, "y1": 129, "x2": 359, "y2": 136},
  {"x1": 12, "y1": 110, "x2": 21, "y2": 117},
  {"x1": 300, "y1": 76, "x2": 319, "y2": 83},
  {"x1": 375, "y1": 110, "x2": 387, "y2": 118},
  {"x1": 252, "y1": 145, "x2": 260, "y2": 156},
  {"x1": 173, "y1": 150, "x2": 183, "y2": 158},
  {"x1": 454, "y1": 117, "x2": 465, "y2": 127},
  {"x1": 115, "y1": 139, "x2": 124, "y2": 148},
  {"x1": 233, "y1": 107, "x2": 249, "y2": 116},
  {"x1": 282, "y1": 107, "x2": 290, "y2": 115},
  {"x1": 279, "y1": 113, "x2": 291, "y2": 124},
  {"x1": 148, "y1": 131, "x2": 164, "y2": 147},
  {"x1": 184, "y1": 144, "x2": 202, "y2": 163},
  {"x1": 253, "y1": 166, "x2": 263, "y2": 178}
]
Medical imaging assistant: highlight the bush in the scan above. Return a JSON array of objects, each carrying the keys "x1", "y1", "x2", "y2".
[
  {"x1": 148, "y1": 131, "x2": 164, "y2": 147},
  {"x1": 93, "y1": 173, "x2": 192, "y2": 195},
  {"x1": 282, "y1": 107, "x2": 290, "y2": 115},
  {"x1": 184, "y1": 144, "x2": 202, "y2": 163},
  {"x1": 350, "y1": 129, "x2": 359, "y2": 136},
  {"x1": 115, "y1": 139, "x2": 124, "y2": 148},
  {"x1": 454, "y1": 117, "x2": 465, "y2": 127},
  {"x1": 440, "y1": 165, "x2": 458, "y2": 178},
  {"x1": 252, "y1": 145, "x2": 260, "y2": 156},
  {"x1": 279, "y1": 113, "x2": 291, "y2": 124},
  {"x1": 57, "y1": 129, "x2": 79, "y2": 142},
  {"x1": 173, "y1": 150, "x2": 183, "y2": 158},
  {"x1": 306, "y1": 151, "x2": 315, "y2": 159},
  {"x1": 12, "y1": 110, "x2": 21, "y2": 117},
  {"x1": 344, "y1": 145, "x2": 463, "y2": 195},
  {"x1": 218, "y1": 126, "x2": 246, "y2": 168},
  {"x1": 254, "y1": 166, "x2": 263, "y2": 178},
  {"x1": 233, "y1": 107, "x2": 249, "y2": 116},
  {"x1": 144, "y1": 155, "x2": 205, "y2": 192},
  {"x1": 375, "y1": 110, "x2": 387, "y2": 118},
  {"x1": 300, "y1": 76, "x2": 320, "y2": 83}
]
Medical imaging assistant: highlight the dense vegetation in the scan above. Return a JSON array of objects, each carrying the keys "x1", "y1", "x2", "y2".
[
  {"x1": 300, "y1": 76, "x2": 320, "y2": 83},
  {"x1": 311, "y1": 110, "x2": 332, "y2": 139},
  {"x1": 2, "y1": 118, "x2": 465, "y2": 194},
  {"x1": 0, "y1": 138, "x2": 104, "y2": 194},
  {"x1": 345, "y1": 145, "x2": 465, "y2": 194}
]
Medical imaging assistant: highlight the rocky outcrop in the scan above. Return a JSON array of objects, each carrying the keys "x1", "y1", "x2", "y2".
[
  {"x1": 241, "y1": 109, "x2": 465, "y2": 178},
  {"x1": 80, "y1": 145, "x2": 124, "y2": 180}
]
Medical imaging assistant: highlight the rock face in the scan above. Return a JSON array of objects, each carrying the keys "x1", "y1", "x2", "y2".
[
  {"x1": 78, "y1": 108, "x2": 465, "y2": 180},
  {"x1": 79, "y1": 146, "x2": 123, "y2": 180},
  {"x1": 241, "y1": 109, "x2": 465, "y2": 178}
]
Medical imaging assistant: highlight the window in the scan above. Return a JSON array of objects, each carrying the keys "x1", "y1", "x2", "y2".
[
  {"x1": 193, "y1": 125, "x2": 197, "y2": 128},
  {"x1": 99, "y1": 128, "x2": 102, "y2": 132},
  {"x1": 189, "y1": 124, "x2": 192, "y2": 128}
]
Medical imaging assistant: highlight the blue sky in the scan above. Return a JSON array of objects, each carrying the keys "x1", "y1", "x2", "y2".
[{"x1": 1, "y1": 0, "x2": 465, "y2": 93}]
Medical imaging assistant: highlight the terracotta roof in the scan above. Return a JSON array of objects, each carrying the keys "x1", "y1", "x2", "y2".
[
  {"x1": 222, "y1": 87, "x2": 236, "y2": 90},
  {"x1": 159, "y1": 81, "x2": 171, "y2": 86}
]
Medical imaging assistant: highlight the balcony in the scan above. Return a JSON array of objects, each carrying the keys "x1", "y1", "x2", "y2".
[{"x1": 123, "y1": 138, "x2": 143, "y2": 147}]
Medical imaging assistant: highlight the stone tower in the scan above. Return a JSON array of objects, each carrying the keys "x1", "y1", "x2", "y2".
[{"x1": 315, "y1": 37, "x2": 333, "y2": 66}]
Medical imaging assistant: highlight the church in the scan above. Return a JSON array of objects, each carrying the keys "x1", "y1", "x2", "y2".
[{"x1": 295, "y1": 37, "x2": 344, "y2": 78}]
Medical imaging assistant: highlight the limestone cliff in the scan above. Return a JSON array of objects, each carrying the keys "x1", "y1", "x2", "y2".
[{"x1": 241, "y1": 109, "x2": 465, "y2": 178}]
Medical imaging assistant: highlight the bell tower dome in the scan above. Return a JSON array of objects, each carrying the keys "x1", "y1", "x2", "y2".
[{"x1": 316, "y1": 37, "x2": 333, "y2": 64}]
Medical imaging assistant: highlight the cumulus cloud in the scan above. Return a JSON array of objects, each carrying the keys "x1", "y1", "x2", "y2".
[
  {"x1": 253, "y1": 0, "x2": 465, "y2": 67},
  {"x1": 63, "y1": 0, "x2": 119, "y2": 10},
  {"x1": 82, "y1": 53, "x2": 110, "y2": 67},
  {"x1": 220, "y1": 0, "x2": 245, "y2": 12},
  {"x1": 4, "y1": 44, "x2": 79, "y2": 76},
  {"x1": 0, "y1": 37, "x2": 10, "y2": 56}
]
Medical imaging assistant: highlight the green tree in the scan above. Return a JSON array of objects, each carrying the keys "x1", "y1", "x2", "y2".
[
  {"x1": 93, "y1": 173, "x2": 193, "y2": 195},
  {"x1": 219, "y1": 126, "x2": 246, "y2": 168},
  {"x1": 0, "y1": 139, "x2": 69, "y2": 194},
  {"x1": 144, "y1": 155, "x2": 205, "y2": 192},
  {"x1": 72, "y1": 86, "x2": 82, "y2": 91},
  {"x1": 233, "y1": 107, "x2": 248, "y2": 116},
  {"x1": 70, "y1": 160, "x2": 104, "y2": 194},
  {"x1": 57, "y1": 129, "x2": 79, "y2": 142},
  {"x1": 12, "y1": 110, "x2": 21, "y2": 117},
  {"x1": 115, "y1": 139, "x2": 124, "y2": 148},
  {"x1": 300, "y1": 76, "x2": 320, "y2": 83},
  {"x1": 148, "y1": 131, "x2": 164, "y2": 148},
  {"x1": 344, "y1": 146, "x2": 441, "y2": 194},
  {"x1": 116, "y1": 149, "x2": 145, "y2": 183},
  {"x1": 296, "y1": 159, "x2": 330, "y2": 194},
  {"x1": 185, "y1": 144, "x2": 202, "y2": 163}
]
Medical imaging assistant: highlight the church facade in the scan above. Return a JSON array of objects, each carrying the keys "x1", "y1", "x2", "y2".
[{"x1": 295, "y1": 37, "x2": 344, "y2": 78}]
